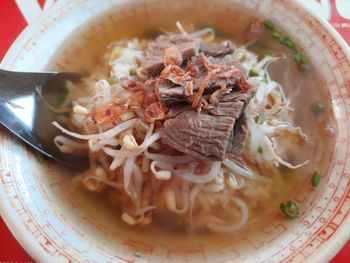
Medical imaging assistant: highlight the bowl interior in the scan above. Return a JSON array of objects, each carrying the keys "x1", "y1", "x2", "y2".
[{"x1": 1, "y1": 0, "x2": 350, "y2": 262}]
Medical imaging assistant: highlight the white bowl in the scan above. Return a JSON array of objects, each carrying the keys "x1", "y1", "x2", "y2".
[{"x1": 1, "y1": 0, "x2": 350, "y2": 262}]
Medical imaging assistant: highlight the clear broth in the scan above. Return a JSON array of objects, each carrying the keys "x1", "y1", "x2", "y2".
[{"x1": 47, "y1": 0, "x2": 335, "y2": 252}]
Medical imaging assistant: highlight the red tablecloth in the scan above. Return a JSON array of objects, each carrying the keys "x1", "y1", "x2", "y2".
[{"x1": 0, "y1": 0, "x2": 349, "y2": 262}]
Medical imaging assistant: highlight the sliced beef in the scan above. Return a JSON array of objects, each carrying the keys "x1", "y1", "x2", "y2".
[
  {"x1": 173, "y1": 35, "x2": 200, "y2": 60},
  {"x1": 199, "y1": 41, "x2": 234, "y2": 57},
  {"x1": 206, "y1": 92, "x2": 253, "y2": 116},
  {"x1": 166, "y1": 104, "x2": 193, "y2": 119},
  {"x1": 162, "y1": 91, "x2": 253, "y2": 160},
  {"x1": 143, "y1": 33, "x2": 254, "y2": 160},
  {"x1": 156, "y1": 64, "x2": 246, "y2": 107},
  {"x1": 142, "y1": 35, "x2": 200, "y2": 77},
  {"x1": 156, "y1": 84, "x2": 188, "y2": 106},
  {"x1": 162, "y1": 111, "x2": 236, "y2": 160}
]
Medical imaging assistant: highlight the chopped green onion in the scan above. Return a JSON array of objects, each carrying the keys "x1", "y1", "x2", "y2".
[
  {"x1": 278, "y1": 36, "x2": 295, "y2": 49},
  {"x1": 280, "y1": 200, "x2": 299, "y2": 219},
  {"x1": 129, "y1": 68, "x2": 137, "y2": 76},
  {"x1": 294, "y1": 53, "x2": 307, "y2": 64},
  {"x1": 257, "y1": 146, "x2": 263, "y2": 154},
  {"x1": 285, "y1": 37, "x2": 295, "y2": 49},
  {"x1": 272, "y1": 30, "x2": 282, "y2": 39},
  {"x1": 278, "y1": 35, "x2": 286, "y2": 43},
  {"x1": 108, "y1": 75, "x2": 118, "y2": 85},
  {"x1": 264, "y1": 20, "x2": 274, "y2": 30},
  {"x1": 311, "y1": 171, "x2": 321, "y2": 187},
  {"x1": 249, "y1": 69, "x2": 259, "y2": 77},
  {"x1": 310, "y1": 103, "x2": 325, "y2": 116},
  {"x1": 110, "y1": 50, "x2": 123, "y2": 60},
  {"x1": 265, "y1": 20, "x2": 307, "y2": 72},
  {"x1": 239, "y1": 54, "x2": 246, "y2": 62},
  {"x1": 254, "y1": 115, "x2": 265, "y2": 124},
  {"x1": 263, "y1": 53, "x2": 270, "y2": 58},
  {"x1": 34, "y1": 150, "x2": 46, "y2": 163}
]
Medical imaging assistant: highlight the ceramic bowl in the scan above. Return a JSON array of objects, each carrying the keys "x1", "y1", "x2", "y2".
[{"x1": 1, "y1": 0, "x2": 350, "y2": 262}]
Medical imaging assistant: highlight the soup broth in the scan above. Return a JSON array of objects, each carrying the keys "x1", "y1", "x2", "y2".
[{"x1": 47, "y1": 0, "x2": 335, "y2": 251}]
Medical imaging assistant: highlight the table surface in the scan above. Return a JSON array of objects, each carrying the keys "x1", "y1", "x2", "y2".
[{"x1": 0, "y1": 0, "x2": 349, "y2": 262}]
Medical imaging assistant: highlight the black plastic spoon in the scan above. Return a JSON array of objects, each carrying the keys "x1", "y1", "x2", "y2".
[{"x1": 0, "y1": 69, "x2": 88, "y2": 169}]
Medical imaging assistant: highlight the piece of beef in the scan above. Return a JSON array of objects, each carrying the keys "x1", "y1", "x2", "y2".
[
  {"x1": 156, "y1": 64, "x2": 246, "y2": 107},
  {"x1": 156, "y1": 84, "x2": 188, "y2": 106},
  {"x1": 173, "y1": 35, "x2": 200, "y2": 60},
  {"x1": 166, "y1": 104, "x2": 193, "y2": 119},
  {"x1": 162, "y1": 111, "x2": 236, "y2": 160},
  {"x1": 162, "y1": 90, "x2": 253, "y2": 160},
  {"x1": 166, "y1": 92, "x2": 253, "y2": 118},
  {"x1": 142, "y1": 35, "x2": 200, "y2": 77},
  {"x1": 199, "y1": 41, "x2": 234, "y2": 57},
  {"x1": 206, "y1": 92, "x2": 253, "y2": 117}
]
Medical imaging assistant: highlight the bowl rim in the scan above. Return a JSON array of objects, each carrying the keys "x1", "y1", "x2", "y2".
[{"x1": 1, "y1": 0, "x2": 350, "y2": 262}]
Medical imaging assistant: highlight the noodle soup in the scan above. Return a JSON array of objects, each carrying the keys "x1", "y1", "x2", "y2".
[{"x1": 48, "y1": 0, "x2": 335, "y2": 242}]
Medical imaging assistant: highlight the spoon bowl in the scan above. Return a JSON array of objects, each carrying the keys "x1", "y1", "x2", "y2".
[{"x1": 0, "y1": 69, "x2": 88, "y2": 169}]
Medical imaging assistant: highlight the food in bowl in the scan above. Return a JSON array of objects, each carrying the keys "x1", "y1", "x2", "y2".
[{"x1": 51, "y1": 16, "x2": 335, "y2": 234}]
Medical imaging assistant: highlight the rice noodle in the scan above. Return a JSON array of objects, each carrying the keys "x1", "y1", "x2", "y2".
[
  {"x1": 205, "y1": 197, "x2": 249, "y2": 233},
  {"x1": 83, "y1": 175, "x2": 123, "y2": 189},
  {"x1": 203, "y1": 183, "x2": 225, "y2": 193},
  {"x1": 174, "y1": 161, "x2": 221, "y2": 184}
]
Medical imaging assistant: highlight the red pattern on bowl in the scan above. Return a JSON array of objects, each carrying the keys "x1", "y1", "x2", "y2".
[{"x1": 0, "y1": 0, "x2": 350, "y2": 262}]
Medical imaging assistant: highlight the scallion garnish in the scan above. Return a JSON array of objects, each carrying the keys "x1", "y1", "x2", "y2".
[
  {"x1": 110, "y1": 50, "x2": 123, "y2": 60},
  {"x1": 294, "y1": 53, "x2": 306, "y2": 64},
  {"x1": 108, "y1": 75, "x2": 118, "y2": 85},
  {"x1": 271, "y1": 30, "x2": 282, "y2": 39},
  {"x1": 257, "y1": 146, "x2": 263, "y2": 154},
  {"x1": 254, "y1": 115, "x2": 265, "y2": 124},
  {"x1": 280, "y1": 200, "x2": 299, "y2": 219},
  {"x1": 264, "y1": 20, "x2": 274, "y2": 30},
  {"x1": 265, "y1": 21, "x2": 307, "y2": 72},
  {"x1": 249, "y1": 69, "x2": 259, "y2": 77},
  {"x1": 285, "y1": 37, "x2": 295, "y2": 49},
  {"x1": 129, "y1": 68, "x2": 137, "y2": 76},
  {"x1": 311, "y1": 171, "x2": 321, "y2": 187}
]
